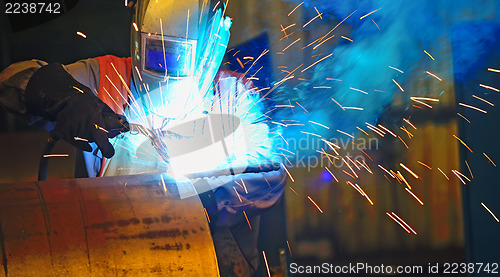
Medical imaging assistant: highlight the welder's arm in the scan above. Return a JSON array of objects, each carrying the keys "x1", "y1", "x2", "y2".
[
  {"x1": 24, "y1": 63, "x2": 129, "y2": 158},
  {"x1": 0, "y1": 60, "x2": 47, "y2": 117}
]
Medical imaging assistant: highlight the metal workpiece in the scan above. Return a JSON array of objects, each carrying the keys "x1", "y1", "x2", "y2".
[{"x1": 0, "y1": 174, "x2": 219, "y2": 276}]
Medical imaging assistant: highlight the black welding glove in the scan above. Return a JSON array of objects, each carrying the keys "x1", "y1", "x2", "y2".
[{"x1": 25, "y1": 63, "x2": 129, "y2": 158}]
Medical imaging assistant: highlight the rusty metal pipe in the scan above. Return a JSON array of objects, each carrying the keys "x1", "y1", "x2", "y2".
[{"x1": 0, "y1": 174, "x2": 219, "y2": 276}]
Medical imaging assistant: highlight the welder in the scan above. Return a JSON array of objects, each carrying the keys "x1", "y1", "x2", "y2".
[{"x1": 0, "y1": 0, "x2": 285, "y2": 276}]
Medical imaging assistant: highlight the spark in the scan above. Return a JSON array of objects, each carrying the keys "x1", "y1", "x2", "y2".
[
  {"x1": 313, "y1": 86, "x2": 332, "y2": 89},
  {"x1": 392, "y1": 79, "x2": 404, "y2": 92},
  {"x1": 303, "y1": 13, "x2": 323, "y2": 28},
  {"x1": 341, "y1": 36, "x2": 353, "y2": 42},
  {"x1": 288, "y1": 1, "x2": 303, "y2": 16},
  {"x1": 366, "y1": 125, "x2": 385, "y2": 137},
  {"x1": 391, "y1": 212, "x2": 417, "y2": 234},
  {"x1": 386, "y1": 212, "x2": 411, "y2": 233},
  {"x1": 412, "y1": 99, "x2": 433, "y2": 109},
  {"x1": 410, "y1": 96, "x2": 440, "y2": 102},
  {"x1": 243, "y1": 56, "x2": 254, "y2": 60},
  {"x1": 425, "y1": 71, "x2": 442, "y2": 81},
  {"x1": 453, "y1": 134, "x2": 473, "y2": 152},
  {"x1": 204, "y1": 208, "x2": 211, "y2": 223},
  {"x1": 324, "y1": 167, "x2": 339, "y2": 182},
  {"x1": 74, "y1": 137, "x2": 88, "y2": 142},
  {"x1": 349, "y1": 87, "x2": 368, "y2": 94},
  {"x1": 160, "y1": 175, "x2": 167, "y2": 192},
  {"x1": 343, "y1": 158, "x2": 359, "y2": 178},
  {"x1": 301, "y1": 54, "x2": 333, "y2": 73},
  {"x1": 481, "y1": 203, "x2": 499, "y2": 222},
  {"x1": 403, "y1": 118, "x2": 417, "y2": 130},
  {"x1": 472, "y1": 95, "x2": 494, "y2": 106},
  {"x1": 262, "y1": 251, "x2": 271, "y2": 277},
  {"x1": 343, "y1": 170, "x2": 356, "y2": 179},
  {"x1": 405, "y1": 188, "x2": 424, "y2": 205},
  {"x1": 316, "y1": 10, "x2": 356, "y2": 46},
  {"x1": 314, "y1": 7, "x2": 323, "y2": 19},
  {"x1": 424, "y1": 50, "x2": 435, "y2": 60},
  {"x1": 360, "y1": 8, "x2": 381, "y2": 19},
  {"x1": 337, "y1": 130, "x2": 354, "y2": 138},
  {"x1": 277, "y1": 147, "x2": 295, "y2": 155},
  {"x1": 243, "y1": 211, "x2": 252, "y2": 230},
  {"x1": 160, "y1": 18, "x2": 167, "y2": 78},
  {"x1": 488, "y1": 68, "x2": 500, "y2": 73},
  {"x1": 43, "y1": 154, "x2": 69, "y2": 158},
  {"x1": 307, "y1": 196, "x2": 324, "y2": 213},
  {"x1": 479, "y1": 84, "x2": 500, "y2": 92},
  {"x1": 289, "y1": 186, "x2": 299, "y2": 196},
  {"x1": 459, "y1": 103, "x2": 487, "y2": 113},
  {"x1": 236, "y1": 57, "x2": 244, "y2": 69},
  {"x1": 331, "y1": 98, "x2": 345, "y2": 110},
  {"x1": 366, "y1": 122, "x2": 386, "y2": 136},
  {"x1": 437, "y1": 167, "x2": 449, "y2": 180},
  {"x1": 123, "y1": 182, "x2": 127, "y2": 187},
  {"x1": 94, "y1": 124, "x2": 109, "y2": 133},
  {"x1": 465, "y1": 160, "x2": 474, "y2": 179},
  {"x1": 357, "y1": 126, "x2": 370, "y2": 136},
  {"x1": 378, "y1": 124, "x2": 397, "y2": 137},
  {"x1": 300, "y1": 131, "x2": 322, "y2": 137},
  {"x1": 319, "y1": 149, "x2": 335, "y2": 164},
  {"x1": 233, "y1": 180, "x2": 244, "y2": 190},
  {"x1": 347, "y1": 181, "x2": 364, "y2": 195},
  {"x1": 396, "y1": 171, "x2": 411, "y2": 190},
  {"x1": 346, "y1": 156, "x2": 361, "y2": 170},
  {"x1": 372, "y1": 20, "x2": 380, "y2": 30},
  {"x1": 303, "y1": 36, "x2": 324, "y2": 49},
  {"x1": 356, "y1": 159, "x2": 373, "y2": 174},
  {"x1": 358, "y1": 186, "x2": 374, "y2": 205},
  {"x1": 400, "y1": 163, "x2": 419, "y2": 179},
  {"x1": 398, "y1": 136, "x2": 409, "y2": 149},
  {"x1": 287, "y1": 241, "x2": 293, "y2": 257},
  {"x1": 282, "y1": 38, "x2": 301, "y2": 52},
  {"x1": 321, "y1": 139, "x2": 341, "y2": 150},
  {"x1": 389, "y1": 66, "x2": 404, "y2": 73},
  {"x1": 73, "y1": 86, "x2": 84, "y2": 93},
  {"x1": 132, "y1": 22, "x2": 138, "y2": 32},
  {"x1": 309, "y1": 120, "x2": 330, "y2": 129},
  {"x1": 418, "y1": 161, "x2": 432, "y2": 170},
  {"x1": 279, "y1": 133, "x2": 289, "y2": 145},
  {"x1": 233, "y1": 187, "x2": 243, "y2": 202},
  {"x1": 400, "y1": 126, "x2": 414, "y2": 138},
  {"x1": 457, "y1": 113, "x2": 471, "y2": 123},
  {"x1": 312, "y1": 34, "x2": 337, "y2": 50},
  {"x1": 378, "y1": 165, "x2": 394, "y2": 178},
  {"x1": 483, "y1": 153, "x2": 496, "y2": 166},
  {"x1": 296, "y1": 102, "x2": 308, "y2": 113},
  {"x1": 241, "y1": 178, "x2": 248, "y2": 194},
  {"x1": 281, "y1": 23, "x2": 296, "y2": 33},
  {"x1": 282, "y1": 164, "x2": 294, "y2": 182},
  {"x1": 76, "y1": 31, "x2": 87, "y2": 38},
  {"x1": 344, "y1": 107, "x2": 363, "y2": 111},
  {"x1": 452, "y1": 169, "x2": 470, "y2": 184}
]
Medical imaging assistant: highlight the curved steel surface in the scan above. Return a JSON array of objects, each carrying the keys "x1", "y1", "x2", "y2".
[{"x1": 0, "y1": 174, "x2": 219, "y2": 276}]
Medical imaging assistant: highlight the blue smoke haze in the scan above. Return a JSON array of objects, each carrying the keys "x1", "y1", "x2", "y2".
[{"x1": 274, "y1": 0, "x2": 500, "y2": 157}]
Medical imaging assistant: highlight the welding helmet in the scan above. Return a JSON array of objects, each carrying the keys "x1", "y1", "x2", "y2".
[{"x1": 131, "y1": 0, "x2": 231, "y2": 121}]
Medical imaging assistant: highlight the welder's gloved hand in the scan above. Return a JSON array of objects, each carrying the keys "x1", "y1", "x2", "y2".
[{"x1": 25, "y1": 63, "x2": 130, "y2": 158}]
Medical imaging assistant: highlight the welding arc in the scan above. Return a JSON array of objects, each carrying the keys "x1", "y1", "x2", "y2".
[{"x1": 135, "y1": 113, "x2": 240, "y2": 160}]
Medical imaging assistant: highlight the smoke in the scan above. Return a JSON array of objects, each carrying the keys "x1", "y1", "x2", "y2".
[{"x1": 273, "y1": 0, "x2": 500, "y2": 158}]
